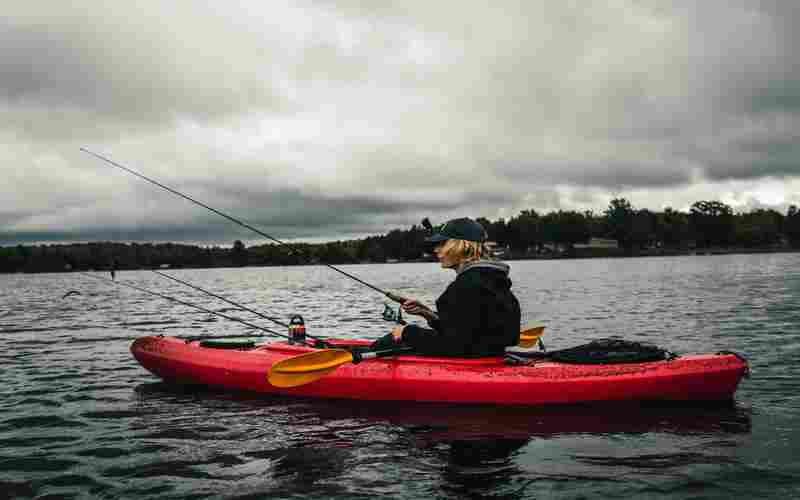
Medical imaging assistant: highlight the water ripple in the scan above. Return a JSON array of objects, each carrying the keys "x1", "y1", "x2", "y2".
[{"x1": 1, "y1": 256, "x2": 799, "y2": 499}]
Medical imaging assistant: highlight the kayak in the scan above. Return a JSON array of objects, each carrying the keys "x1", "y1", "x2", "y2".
[{"x1": 131, "y1": 336, "x2": 749, "y2": 407}]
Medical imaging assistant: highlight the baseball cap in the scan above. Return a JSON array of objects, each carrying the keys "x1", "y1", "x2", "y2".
[{"x1": 425, "y1": 217, "x2": 487, "y2": 243}]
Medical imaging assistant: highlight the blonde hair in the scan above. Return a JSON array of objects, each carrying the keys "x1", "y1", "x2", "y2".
[{"x1": 438, "y1": 239, "x2": 490, "y2": 265}]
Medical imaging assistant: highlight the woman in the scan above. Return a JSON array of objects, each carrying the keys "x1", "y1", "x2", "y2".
[{"x1": 378, "y1": 217, "x2": 521, "y2": 357}]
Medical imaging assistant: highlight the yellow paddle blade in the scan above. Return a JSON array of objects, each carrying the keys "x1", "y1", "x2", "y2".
[
  {"x1": 271, "y1": 349, "x2": 355, "y2": 374},
  {"x1": 268, "y1": 349, "x2": 355, "y2": 388},
  {"x1": 268, "y1": 366, "x2": 341, "y2": 388},
  {"x1": 518, "y1": 324, "x2": 545, "y2": 348}
]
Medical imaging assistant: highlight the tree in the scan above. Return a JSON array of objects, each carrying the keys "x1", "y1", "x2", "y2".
[
  {"x1": 316, "y1": 241, "x2": 354, "y2": 264},
  {"x1": 232, "y1": 240, "x2": 248, "y2": 266},
  {"x1": 542, "y1": 211, "x2": 590, "y2": 254},
  {"x1": 786, "y1": 205, "x2": 800, "y2": 248},
  {"x1": 0, "y1": 246, "x2": 26, "y2": 273},
  {"x1": 630, "y1": 209, "x2": 657, "y2": 250},
  {"x1": 507, "y1": 210, "x2": 541, "y2": 253},
  {"x1": 476, "y1": 217, "x2": 493, "y2": 238},
  {"x1": 657, "y1": 208, "x2": 690, "y2": 248},
  {"x1": 356, "y1": 236, "x2": 387, "y2": 262},
  {"x1": 734, "y1": 209, "x2": 783, "y2": 247},
  {"x1": 689, "y1": 200, "x2": 734, "y2": 248},
  {"x1": 604, "y1": 198, "x2": 635, "y2": 251},
  {"x1": 381, "y1": 227, "x2": 427, "y2": 261},
  {"x1": 487, "y1": 218, "x2": 511, "y2": 247},
  {"x1": 584, "y1": 210, "x2": 606, "y2": 239}
]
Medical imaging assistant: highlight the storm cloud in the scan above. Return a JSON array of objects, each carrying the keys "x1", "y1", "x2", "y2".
[{"x1": 2, "y1": 1, "x2": 799, "y2": 244}]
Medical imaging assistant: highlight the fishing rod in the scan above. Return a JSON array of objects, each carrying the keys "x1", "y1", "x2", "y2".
[
  {"x1": 152, "y1": 270, "x2": 335, "y2": 345},
  {"x1": 80, "y1": 148, "x2": 408, "y2": 304},
  {"x1": 78, "y1": 272, "x2": 326, "y2": 347},
  {"x1": 153, "y1": 270, "x2": 290, "y2": 329}
]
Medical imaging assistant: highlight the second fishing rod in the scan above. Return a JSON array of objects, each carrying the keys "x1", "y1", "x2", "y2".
[
  {"x1": 151, "y1": 270, "x2": 335, "y2": 347},
  {"x1": 81, "y1": 148, "x2": 412, "y2": 304},
  {"x1": 81, "y1": 271, "x2": 327, "y2": 347}
]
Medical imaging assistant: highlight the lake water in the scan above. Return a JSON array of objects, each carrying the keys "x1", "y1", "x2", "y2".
[{"x1": 1, "y1": 254, "x2": 799, "y2": 499}]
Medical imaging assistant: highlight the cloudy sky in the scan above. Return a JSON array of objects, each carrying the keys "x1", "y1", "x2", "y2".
[{"x1": 2, "y1": 1, "x2": 799, "y2": 245}]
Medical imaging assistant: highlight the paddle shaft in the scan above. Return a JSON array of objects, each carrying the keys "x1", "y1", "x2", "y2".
[
  {"x1": 352, "y1": 346, "x2": 415, "y2": 363},
  {"x1": 81, "y1": 148, "x2": 406, "y2": 304},
  {"x1": 267, "y1": 346, "x2": 415, "y2": 387}
]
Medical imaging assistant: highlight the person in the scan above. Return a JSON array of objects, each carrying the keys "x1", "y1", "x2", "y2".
[{"x1": 375, "y1": 217, "x2": 521, "y2": 357}]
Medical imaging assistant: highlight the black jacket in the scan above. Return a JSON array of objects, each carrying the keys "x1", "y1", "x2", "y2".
[{"x1": 401, "y1": 261, "x2": 521, "y2": 356}]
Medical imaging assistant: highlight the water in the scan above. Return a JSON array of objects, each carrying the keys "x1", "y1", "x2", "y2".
[{"x1": 1, "y1": 254, "x2": 799, "y2": 499}]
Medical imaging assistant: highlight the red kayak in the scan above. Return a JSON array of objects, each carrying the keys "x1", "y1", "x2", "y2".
[{"x1": 131, "y1": 336, "x2": 748, "y2": 406}]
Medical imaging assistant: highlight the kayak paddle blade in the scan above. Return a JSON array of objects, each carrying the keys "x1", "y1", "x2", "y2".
[
  {"x1": 268, "y1": 349, "x2": 355, "y2": 388},
  {"x1": 518, "y1": 324, "x2": 545, "y2": 348}
]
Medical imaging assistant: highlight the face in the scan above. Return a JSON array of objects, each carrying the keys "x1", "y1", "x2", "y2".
[{"x1": 434, "y1": 241, "x2": 460, "y2": 269}]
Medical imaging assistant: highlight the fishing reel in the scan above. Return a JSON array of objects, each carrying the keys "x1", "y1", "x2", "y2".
[
  {"x1": 288, "y1": 314, "x2": 306, "y2": 344},
  {"x1": 381, "y1": 303, "x2": 406, "y2": 325}
]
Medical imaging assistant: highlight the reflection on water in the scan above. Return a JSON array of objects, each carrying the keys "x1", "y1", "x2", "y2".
[
  {"x1": 128, "y1": 382, "x2": 753, "y2": 499},
  {"x1": 134, "y1": 382, "x2": 753, "y2": 436},
  {"x1": 2, "y1": 254, "x2": 799, "y2": 499}
]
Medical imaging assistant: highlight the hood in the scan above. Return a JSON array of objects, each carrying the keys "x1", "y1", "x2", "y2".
[{"x1": 457, "y1": 260, "x2": 510, "y2": 276}]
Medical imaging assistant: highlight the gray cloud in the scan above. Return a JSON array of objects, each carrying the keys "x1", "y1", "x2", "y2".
[
  {"x1": 1, "y1": 3, "x2": 297, "y2": 142},
  {"x1": 2, "y1": 1, "x2": 800, "y2": 245}
]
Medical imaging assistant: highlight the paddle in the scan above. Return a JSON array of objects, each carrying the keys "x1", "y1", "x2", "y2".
[
  {"x1": 268, "y1": 347, "x2": 414, "y2": 388},
  {"x1": 518, "y1": 324, "x2": 545, "y2": 348},
  {"x1": 270, "y1": 324, "x2": 546, "y2": 388}
]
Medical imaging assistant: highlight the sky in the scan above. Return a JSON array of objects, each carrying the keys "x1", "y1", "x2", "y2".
[{"x1": 2, "y1": 1, "x2": 799, "y2": 246}]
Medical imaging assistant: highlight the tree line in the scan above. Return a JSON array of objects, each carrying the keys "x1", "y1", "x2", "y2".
[{"x1": 2, "y1": 199, "x2": 799, "y2": 273}]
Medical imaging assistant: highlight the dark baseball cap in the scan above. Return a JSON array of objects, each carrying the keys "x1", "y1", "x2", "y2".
[{"x1": 425, "y1": 217, "x2": 488, "y2": 243}]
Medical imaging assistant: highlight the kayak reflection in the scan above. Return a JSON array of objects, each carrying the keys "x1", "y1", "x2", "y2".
[
  {"x1": 292, "y1": 399, "x2": 751, "y2": 440},
  {"x1": 132, "y1": 384, "x2": 751, "y2": 498},
  {"x1": 134, "y1": 383, "x2": 751, "y2": 441}
]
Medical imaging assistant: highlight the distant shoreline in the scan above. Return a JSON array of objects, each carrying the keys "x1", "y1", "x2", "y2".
[
  {"x1": 502, "y1": 245, "x2": 800, "y2": 260},
  {"x1": 1, "y1": 243, "x2": 797, "y2": 275}
]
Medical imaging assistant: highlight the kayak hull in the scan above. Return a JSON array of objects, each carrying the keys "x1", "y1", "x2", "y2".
[{"x1": 130, "y1": 336, "x2": 748, "y2": 406}]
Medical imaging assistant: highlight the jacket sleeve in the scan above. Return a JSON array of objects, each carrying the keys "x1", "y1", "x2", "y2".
[{"x1": 401, "y1": 278, "x2": 485, "y2": 356}]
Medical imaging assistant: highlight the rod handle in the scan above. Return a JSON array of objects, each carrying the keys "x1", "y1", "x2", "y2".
[{"x1": 385, "y1": 291, "x2": 408, "y2": 304}]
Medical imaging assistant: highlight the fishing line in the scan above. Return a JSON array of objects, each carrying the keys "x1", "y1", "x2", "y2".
[
  {"x1": 153, "y1": 270, "x2": 317, "y2": 336},
  {"x1": 78, "y1": 272, "x2": 324, "y2": 346},
  {"x1": 80, "y1": 148, "x2": 407, "y2": 304}
]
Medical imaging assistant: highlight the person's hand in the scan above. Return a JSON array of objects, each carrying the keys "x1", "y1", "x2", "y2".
[
  {"x1": 401, "y1": 299, "x2": 436, "y2": 320},
  {"x1": 391, "y1": 324, "x2": 406, "y2": 343}
]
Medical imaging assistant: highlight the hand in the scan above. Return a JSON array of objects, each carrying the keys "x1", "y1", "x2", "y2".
[
  {"x1": 391, "y1": 324, "x2": 406, "y2": 343},
  {"x1": 401, "y1": 299, "x2": 435, "y2": 320}
]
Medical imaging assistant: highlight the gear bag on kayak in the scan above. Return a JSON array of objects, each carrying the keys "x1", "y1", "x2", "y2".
[{"x1": 509, "y1": 338, "x2": 675, "y2": 364}]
